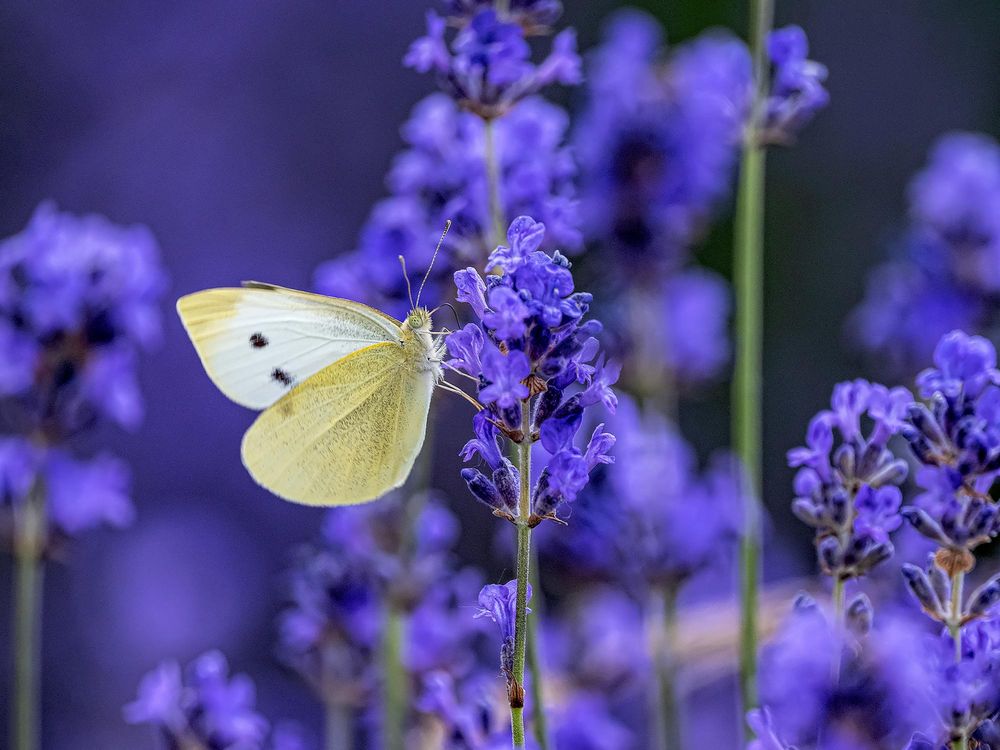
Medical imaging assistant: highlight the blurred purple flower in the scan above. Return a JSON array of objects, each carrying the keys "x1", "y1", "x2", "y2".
[
  {"x1": 763, "y1": 25, "x2": 829, "y2": 143},
  {"x1": 405, "y1": 8, "x2": 579, "y2": 118},
  {"x1": 314, "y1": 94, "x2": 579, "y2": 319},
  {"x1": 575, "y1": 10, "x2": 751, "y2": 263},
  {"x1": 851, "y1": 133, "x2": 1000, "y2": 373},
  {"x1": 125, "y1": 651, "x2": 272, "y2": 749}
]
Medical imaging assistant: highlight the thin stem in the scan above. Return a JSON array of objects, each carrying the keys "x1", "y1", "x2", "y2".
[
  {"x1": 949, "y1": 570, "x2": 965, "y2": 664},
  {"x1": 952, "y1": 735, "x2": 969, "y2": 750},
  {"x1": 526, "y1": 558, "x2": 551, "y2": 750},
  {"x1": 831, "y1": 576, "x2": 845, "y2": 681},
  {"x1": 382, "y1": 606, "x2": 407, "y2": 750},
  {"x1": 509, "y1": 403, "x2": 533, "y2": 750},
  {"x1": 12, "y1": 481, "x2": 46, "y2": 750},
  {"x1": 483, "y1": 117, "x2": 506, "y2": 249},
  {"x1": 660, "y1": 586, "x2": 683, "y2": 750},
  {"x1": 324, "y1": 700, "x2": 351, "y2": 750},
  {"x1": 321, "y1": 644, "x2": 353, "y2": 750},
  {"x1": 733, "y1": 0, "x2": 775, "y2": 735}
]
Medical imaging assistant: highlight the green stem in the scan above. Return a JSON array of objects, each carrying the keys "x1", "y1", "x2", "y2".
[
  {"x1": 324, "y1": 700, "x2": 351, "y2": 750},
  {"x1": 831, "y1": 576, "x2": 845, "y2": 681},
  {"x1": 660, "y1": 586, "x2": 682, "y2": 750},
  {"x1": 484, "y1": 117, "x2": 506, "y2": 249},
  {"x1": 12, "y1": 482, "x2": 45, "y2": 750},
  {"x1": 526, "y1": 558, "x2": 550, "y2": 750},
  {"x1": 382, "y1": 607, "x2": 407, "y2": 750},
  {"x1": 949, "y1": 570, "x2": 965, "y2": 663},
  {"x1": 733, "y1": 0, "x2": 774, "y2": 735},
  {"x1": 509, "y1": 403, "x2": 533, "y2": 750}
]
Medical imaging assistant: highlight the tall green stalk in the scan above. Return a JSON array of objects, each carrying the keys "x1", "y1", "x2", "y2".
[
  {"x1": 484, "y1": 118, "x2": 506, "y2": 248},
  {"x1": 526, "y1": 559, "x2": 551, "y2": 750},
  {"x1": 733, "y1": 0, "x2": 775, "y2": 734},
  {"x1": 382, "y1": 607, "x2": 407, "y2": 750},
  {"x1": 12, "y1": 482, "x2": 46, "y2": 750},
  {"x1": 510, "y1": 403, "x2": 533, "y2": 749}
]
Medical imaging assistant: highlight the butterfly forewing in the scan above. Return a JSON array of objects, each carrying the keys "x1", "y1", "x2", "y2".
[
  {"x1": 176, "y1": 286, "x2": 402, "y2": 410},
  {"x1": 240, "y1": 341, "x2": 435, "y2": 506}
]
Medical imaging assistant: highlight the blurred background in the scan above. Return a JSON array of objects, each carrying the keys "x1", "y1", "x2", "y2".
[{"x1": 1, "y1": 0, "x2": 999, "y2": 746}]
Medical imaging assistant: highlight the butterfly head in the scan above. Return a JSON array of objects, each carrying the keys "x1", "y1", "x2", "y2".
[{"x1": 404, "y1": 306, "x2": 432, "y2": 333}]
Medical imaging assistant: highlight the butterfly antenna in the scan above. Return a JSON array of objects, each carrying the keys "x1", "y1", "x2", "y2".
[
  {"x1": 398, "y1": 255, "x2": 416, "y2": 310},
  {"x1": 415, "y1": 220, "x2": 452, "y2": 308},
  {"x1": 430, "y1": 301, "x2": 462, "y2": 329}
]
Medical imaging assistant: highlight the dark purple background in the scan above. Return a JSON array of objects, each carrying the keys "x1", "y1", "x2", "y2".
[{"x1": 1, "y1": 1, "x2": 998, "y2": 746}]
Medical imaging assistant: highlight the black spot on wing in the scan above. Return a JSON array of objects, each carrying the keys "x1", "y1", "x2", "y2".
[
  {"x1": 271, "y1": 368, "x2": 294, "y2": 387},
  {"x1": 249, "y1": 332, "x2": 269, "y2": 349}
]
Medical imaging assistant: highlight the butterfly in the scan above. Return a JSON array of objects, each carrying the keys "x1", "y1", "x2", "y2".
[{"x1": 176, "y1": 223, "x2": 472, "y2": 506}]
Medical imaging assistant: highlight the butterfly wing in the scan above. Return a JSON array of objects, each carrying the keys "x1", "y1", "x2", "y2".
[
  {"x1": 177, "y1": 284, "x2": 402, "y2": 410},
  {"x1": 240, "y1": 341, "x2": 435, "y2": 506}
]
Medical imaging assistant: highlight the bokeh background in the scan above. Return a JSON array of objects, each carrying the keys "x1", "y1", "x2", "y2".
[{"x1": 1, "y1": 0, "x2": 999, "y2": 746}]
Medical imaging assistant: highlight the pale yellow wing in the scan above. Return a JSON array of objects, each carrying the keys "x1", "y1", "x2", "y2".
[
  {"x1": 177, "y1": 284, "x2": 402, "y2": 410},
  {"x1": 240, "y1": 341, "x2": 435, "y2": 506}
]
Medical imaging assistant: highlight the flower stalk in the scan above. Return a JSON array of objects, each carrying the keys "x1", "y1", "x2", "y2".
[
  {"x1": 12, "y1": 481, "x2": 46, "y2": 750},
  {"x1": 484, "y1": 117, "x2": 507, "y2": 248},
  {"x1": 510, "y1": 402, "x2": 533, "y2": 749},
  {"x1": 733, "y1": 0, "x2": 775, "y2": 730},
  {"x1": 526, "y1": 559, "x2": 551, "y2": 750},
  {"x1": 382, "y1": 606, "x2": 407, "y2": 750}
]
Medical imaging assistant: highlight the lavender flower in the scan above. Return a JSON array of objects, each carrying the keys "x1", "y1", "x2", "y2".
[
  {"x1": 405, "y1": 6, "x2": 579, "y2": 119},
  {"x1": 851, "y1": 133, "x2": 1000, "y2": 372},
  {"x1": 444, "y1": 1, "x2": 563, "y2": 33},
  {"x1": 547, "y1": 397, "x2": 741, "y2": 588},
  {"x1": 900, "y1": 332, "x2": 1000, "y2": 556},
  {"x1": 0, "y1": 202, "x2": 165, "y2": 436},
  {"x1": 476, "y1": 580, "x2": 531, "y2": 691},
  {"x1": 124, "y1": 651, "x2": 270, "y2": 749},
  {"x1": 762, "y1": 25, "x2": 830, "y2": 144},
  {"x1": 574, "y1": 10, "x2": 751, "y2": 264},
  {"x1": 756, "y1": 597, "x2": 932, "y2": 748},
  {"x1": 451, "y1": 217, "x2": 616, "y2": 524},
  {"x1": 788, "y1": 379, "x2": 912, "y2": 579},
  {"x1": 314, "y1": 94, "x2": 579, "y2": 319},
  {"x1": 0, "y1": 203, "x2": 164, "y2": 539}
]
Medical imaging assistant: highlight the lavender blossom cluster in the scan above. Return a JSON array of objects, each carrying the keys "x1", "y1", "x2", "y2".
[{"x1": 0, "y1": 202, "x2": 165, "y2": 537}]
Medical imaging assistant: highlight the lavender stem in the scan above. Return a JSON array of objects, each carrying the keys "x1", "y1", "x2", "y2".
[
  {"x1": 510, "y1": 402, "x2": 533, "y2": 749},
  {"x1": 526, "y1": 558, "x2": 551, "y2": 750},
  {"x1": 12, "y1": 482, "x2": 45, "y2": 750},
  {"x1": 484, "y1": 117, "x2": 506, "y2": 248},
  {"x1": 733, "y1": 0, "x2": 775, "y2": 735}
]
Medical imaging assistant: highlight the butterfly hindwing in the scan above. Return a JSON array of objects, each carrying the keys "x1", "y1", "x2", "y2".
[
  {"x1": 240, "y1": 341, "x2": 435, "y2": 506},
  {"x1": 176, "y1": 285, "x2": 402, "y2": 410}
]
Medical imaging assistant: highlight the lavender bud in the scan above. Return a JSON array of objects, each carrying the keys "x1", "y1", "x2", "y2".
[
  {"x1": 492, "y1": 459, "x2": 520, "y2": 515},
  {"x1": 856, "y1": 541, "x2": 893, "y2": 574},
  {"x1": 791, "y1": 498, "x2": 824, "y2": 527},
  {"x1": 818, "y1": 536, "x2": 842, "y2": 573},
  {"x1": 902, "y1": 563, "x2": 943, "y2": 618},
  {"x1": 867, "y1": 458, "x2": 908, "y2": 487},
  {"x1": 830, "y1": 490, "x2": 850, "y2": 527},
  {"x1": 462, "y1": 468, "x2": 503, "y2": 511},
  {"x1": 902, "y1": 507, "x2": 951, "y2": 545},
  {"x1": 929, "y1": 562, "x2": 951, "y2": 606},
  {"x1": 856, "y1": 442, "x2": 884, "y2": 481},
  {"x1": 834, "y1": 443, "x2": 855, "y2": 478},
  {"x1": 967, "y1": 574, "x2": 1000, "y2": 619},
  {"x1": 846, "y1": 593, "x2": 874, "y2": 636},
  {"x1": 907, "y1": 402, "x2": 947, "y2": 445},
  {"x1": 792, "y1": 592, "x2": 818, "y2": 613},
  {"x1": 533, "y1": 385, "x2": 563, "y2": 426}
]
